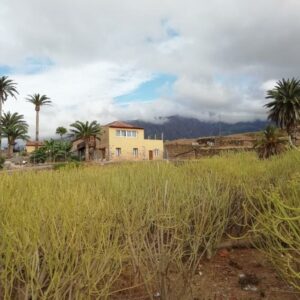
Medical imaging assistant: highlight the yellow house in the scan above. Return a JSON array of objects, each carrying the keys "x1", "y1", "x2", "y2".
[
  {"x1": 72, "y1": 121, "x2": 164, "y2": 161},
  {"x1": 25, "y1": 141, "x2": 44, "y2": 154}
]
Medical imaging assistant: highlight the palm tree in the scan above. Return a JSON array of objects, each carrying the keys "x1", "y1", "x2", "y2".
[
  {"x1": 56, "y1": 126, "x2": 67, "y2": 140},
  {"x1": 30, "y1": 139, "x2": 72, "y2": 163},
  {"x1": 26, "y1": 94, "x2": 52, "y2": 147},
  {"x1": 0, "y1": 112, "x2": 29, "y2": 158},
  {"x1": 254, "y1": 125, "x2": 286, "y2": 159},
  {"x1": 0, "y1": 76, "x2": 18, "y2": 154},
  {"x1": 265, "y1": 78, "x2": 300, "y2": 147},
  {"x1": 70, "y1": 121, "x2": 101, "y2": 161}
]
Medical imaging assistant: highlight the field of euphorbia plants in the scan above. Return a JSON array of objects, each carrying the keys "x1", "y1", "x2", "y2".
[{"x1": 0, "y1": 151, "x2": 299, "y2": 299}]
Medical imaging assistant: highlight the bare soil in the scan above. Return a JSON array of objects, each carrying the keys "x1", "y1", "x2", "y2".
[{"x1": 113, "y1": 248, "x2": 300, "y2": 300}]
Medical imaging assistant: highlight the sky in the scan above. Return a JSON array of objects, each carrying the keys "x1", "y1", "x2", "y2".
[{"x1": 1, "y1": 0, "x2": 300, "y2": 138}]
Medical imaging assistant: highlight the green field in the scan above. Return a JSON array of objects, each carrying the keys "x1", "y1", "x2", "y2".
[{"x1": 0, "y1": 151, "x2": 299, "y2": 299}]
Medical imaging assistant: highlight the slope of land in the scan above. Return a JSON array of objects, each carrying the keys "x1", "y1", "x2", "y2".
[{"x1": 129, "y1": 116, "x2": 269, "y2": 140}]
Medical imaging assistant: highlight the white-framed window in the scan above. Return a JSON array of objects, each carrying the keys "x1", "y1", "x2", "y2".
[
  {"x1": 133, "y1": 148, "x2": 138, "y2": 157},
  {"x1": 116, "y1": 148, "x2": 121, "y2": 157},
  {"x1": 154, "y1": 149, "x2": 159, "y2": 157},
  {"x1": 115, "y1": 130, "x2": 137, "y2": 138}
]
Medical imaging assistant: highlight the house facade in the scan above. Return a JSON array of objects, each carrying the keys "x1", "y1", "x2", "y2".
[
  {"x1": 72, "y1": 121, "x2": 164, "y2": 161},
  {"x1": 25, "y1": 141, "x2": 44, "y2": 154}
]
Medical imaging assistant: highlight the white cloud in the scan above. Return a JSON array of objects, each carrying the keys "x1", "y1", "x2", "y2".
[
  {"x1": 4, "y1": 62, "x2": 152, "y2": 138},
  {"x1": 261, "y1": 80, "x2": 277, "y2": 92},
  {"x1": 1, "y1": 0, "x2": 300, "y2": 138}
]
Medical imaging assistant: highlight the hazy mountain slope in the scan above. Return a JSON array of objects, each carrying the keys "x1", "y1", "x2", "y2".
[{"x1": 129, "y1": 116, "x2": 269, "y2": 140}]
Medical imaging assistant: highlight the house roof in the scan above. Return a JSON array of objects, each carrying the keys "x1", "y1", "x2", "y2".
[
  {"x1": 105, "y1": 121, "x2": 144, "y2": 130},
  {"x1": 26, "y1": 141, "x2": 44, "y2": 147}
]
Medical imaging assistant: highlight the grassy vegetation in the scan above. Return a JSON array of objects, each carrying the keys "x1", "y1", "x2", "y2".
[{"x1": 0, "y1": 151, "x2": 299, "y2": 299}]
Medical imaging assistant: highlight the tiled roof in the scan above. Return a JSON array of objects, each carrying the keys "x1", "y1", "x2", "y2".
[
  {"x1": 26, "y1": 141, "x2": 44, "y2": 146},
  {"x1": 105, "y1": 121, "x2": 143, "y2": 130}
]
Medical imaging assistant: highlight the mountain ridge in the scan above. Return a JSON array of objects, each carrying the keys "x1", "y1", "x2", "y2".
[{"x1": 128, "y1": 116, "x2": 269, "y2": 141}]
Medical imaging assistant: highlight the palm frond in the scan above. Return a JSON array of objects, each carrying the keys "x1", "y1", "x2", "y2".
[
  {"x1": 0, "y1": 76, "x2": 19, "y2": 102},
  {"x1": 265, "y1": 78, "x2": 300, "y2": 134},
  {"x1": 69, "y1": 120, "x2": 102, "y2": 140},
  {"x1": 26, "y1": 94, "x2": 52, "y2": 109}
]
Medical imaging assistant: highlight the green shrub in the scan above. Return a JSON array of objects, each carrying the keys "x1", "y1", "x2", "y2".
[
  {"x1": 0, "y1": 150, "x2": 299, "y2": 298},
  {"x1": 247, "y1": 172, "x2": 300, "y2": 291},
  {"x1": 0, "y1": 156, "x2": 4, "y2": 169}
]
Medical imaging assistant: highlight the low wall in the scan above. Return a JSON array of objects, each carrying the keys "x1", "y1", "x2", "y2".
[
  {"x1": 164, "y1": 144, "x2": 196, "y2": 160},
  {"x1": 164, "y1": 143, "x2": 254, "y2": 160}
]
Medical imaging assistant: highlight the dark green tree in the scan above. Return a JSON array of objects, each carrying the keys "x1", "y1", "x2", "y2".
[
  {"x1": 70, "y1": 121, "x2": 101, "y2": 161},
  {"x1": 30, "y1": 139, "x2": 72, "y2": 163},
  {"x1": 56, "y1": 126, "x2": 68, "y2": 140},
  {"x1": 265, "y1": 78, "x2": 300, "y2": 147},
  {"x1": 0, "y1": 112, "x2": 29, "y2": 158},
  {"x1": 0, "y1": 76, "x2": 18, "y2": 154},
  {"x1": 255, "y1": 125, "x2": 286, "y2": 159}
]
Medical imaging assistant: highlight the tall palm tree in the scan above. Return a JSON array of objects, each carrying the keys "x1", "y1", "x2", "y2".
[
  {"x1": 0, "y1": 76, "x2": 18, "y2": 154},
  {"x1": 26, "y1": 94, "x2": 52, "y2": 147},
  {"x1": 70, "y1": 121, "x2": 101, "y2": 161},
  {"x1": 0, "y1": 112, "x2": 29, "y2": 158},
  {"x1": 56, "y1": 126, "x2": 67, "y2": 140},
  {"x1": 254, "y1": 125, "x2": 286, "y2": 159},
  {"x1": 265, "y1": 78, "x2": 300, "y2": 147}
]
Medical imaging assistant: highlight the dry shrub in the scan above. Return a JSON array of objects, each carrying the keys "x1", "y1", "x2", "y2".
[{"x1": 0, "y1": 150, "x2": 299, "y2": 298}]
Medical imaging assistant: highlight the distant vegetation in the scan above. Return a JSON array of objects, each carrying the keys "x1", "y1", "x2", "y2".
[
  {"x1": 55, "y1": 126, "x2": 67, "y2": 140},
  {"x1": 30, "y1": 139, "x2": 73, "y2": 163},
  {"x1": 0, "y1": 151, "x2": 299, "y2": 298}
]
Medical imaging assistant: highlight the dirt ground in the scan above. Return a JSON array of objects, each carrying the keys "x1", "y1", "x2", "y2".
[
  {"x1": 113, "y1": 248, "x2": 300, "y2": 300},
  {"x1": 191, "y1": 248, "x2": 299, "y2": 300}
]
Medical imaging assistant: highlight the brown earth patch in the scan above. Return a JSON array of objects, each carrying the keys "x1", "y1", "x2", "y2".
[{"x1": 112, "y1": 249, "x2": 300, "y2": 300}]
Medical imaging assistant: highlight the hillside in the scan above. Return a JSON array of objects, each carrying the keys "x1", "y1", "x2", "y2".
[{"x1": 129, "y1": 116, "x2": 269, "y2": 140}]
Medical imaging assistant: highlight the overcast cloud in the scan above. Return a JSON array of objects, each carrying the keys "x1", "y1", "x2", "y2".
[{"x1": 1, "y1": 0, "x2": 300, "y2": 138}]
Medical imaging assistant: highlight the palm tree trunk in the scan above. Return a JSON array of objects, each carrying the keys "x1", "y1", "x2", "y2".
[
  {"x1": 0, "y1": 96, "x2": 2, "y2": 157},
  {"x1": 288, "y1": 135, "x2": 298, "y2": 149},
  {"x1": 35, "y1": 109, "x2": 39, "y2": 150},
  {"x1": 287, "y1": 126, "x2": 299, "y2": 149},
  {"x1": 8, "y1": 142, "x2": 13, "y2": 159},
  {"x1": 85, "y1": 140, "x2": 89, "y2": 161}
]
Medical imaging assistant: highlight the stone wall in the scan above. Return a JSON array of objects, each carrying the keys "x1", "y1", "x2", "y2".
[
  {"x1": 165, "y1": 128, "x2": 300, "y2": 160},
  {"x1": 164, "y1": 143, "x2": 196, "y2": 160}
]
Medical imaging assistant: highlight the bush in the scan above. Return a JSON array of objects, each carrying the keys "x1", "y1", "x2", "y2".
[
  {"x1": 30, "y1": 139, "x2": 72, "y2": 164},
  {"x1": 247, "y1": 173, "x2": 300, "y2": 291},
  {"x1": 0, "y1": 151, "x2": 299, "y2": 298},
  {"x1": 30, "y1": 148, "x2": 47, "y2": 163},
  {"x1": 255, "y1": 125, "x2": 287, "y2": 159},
  {"x1": 0, "y1": 156, "x2": 4, "y2": 169}
]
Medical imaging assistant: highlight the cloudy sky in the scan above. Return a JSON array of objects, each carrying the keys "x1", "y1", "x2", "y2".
[{"x1": 1, "y1": 0, "x2": 300, "y2": 138}]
